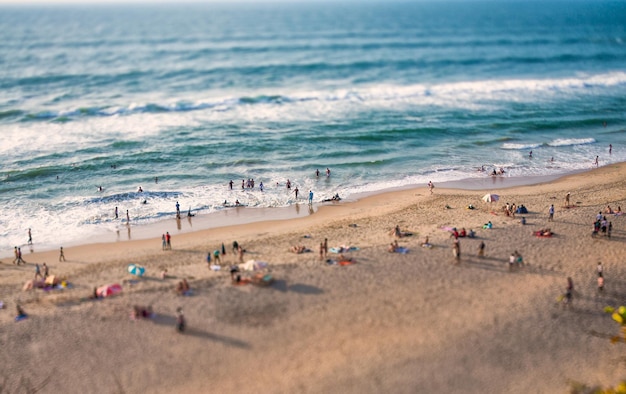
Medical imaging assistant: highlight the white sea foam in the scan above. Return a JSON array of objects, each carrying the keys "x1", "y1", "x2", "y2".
[
  {"x1": 548, "y1": 138, "x2": 595, "y2": 147},
  {"x1": 501, "y1": 143, "x2": 543, "y2": 150}
]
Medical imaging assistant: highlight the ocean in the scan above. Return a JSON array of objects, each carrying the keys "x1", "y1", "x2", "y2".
[{"x1": 1, "y1": 0, "x2": 625, "y2": 255}]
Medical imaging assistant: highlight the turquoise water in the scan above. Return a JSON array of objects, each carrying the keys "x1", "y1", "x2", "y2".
[{"x1": 1, "y1": 1, "x2": 625, "y2": 253}]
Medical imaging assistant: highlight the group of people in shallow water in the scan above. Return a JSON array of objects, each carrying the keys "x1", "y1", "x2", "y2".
[{"x1": 477, "y1": 166, "x2": 506, "y2": 176}]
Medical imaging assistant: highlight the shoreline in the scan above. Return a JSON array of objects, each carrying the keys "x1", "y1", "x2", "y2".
[{"x1": 9, "y1": 163, "x2": 620, "y2": 263}]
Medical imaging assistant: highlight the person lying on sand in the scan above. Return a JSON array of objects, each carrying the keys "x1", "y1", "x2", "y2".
[
  {"x1": 533, "y1": 228, "x2": 553, "y2": 237},
  {"x1": 290, "y1": 245, "x2": 308, "y2": 254},
  {"x1": 338, "y1": 254, "x2": 354, "y2": 263}
]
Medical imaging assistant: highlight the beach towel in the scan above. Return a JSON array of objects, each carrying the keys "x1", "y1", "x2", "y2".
[
  {"x1": 241, "y1": 260, "x2": 269, "y2": 271},
  {"x1": 329, "y1": 246, "x2": 359, "y2": 254},
  {"x1": 338, "y1": 260, "x2": 355, "y2": 266},
  {"x1": 394, "y1": 247, "x2": 409, "y2": 254},
  {"x1": 210, "y1": 265, "x2": 221, "y2": 271}
]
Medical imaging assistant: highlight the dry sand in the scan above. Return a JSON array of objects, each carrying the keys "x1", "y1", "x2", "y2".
[{"x1": 1, "y1": 164, "x2": 626, "y2": 393}]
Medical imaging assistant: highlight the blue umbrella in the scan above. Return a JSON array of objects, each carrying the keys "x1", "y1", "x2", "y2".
[{"x1": 127, "y1": 264, "x2": 145, "y2": 277}]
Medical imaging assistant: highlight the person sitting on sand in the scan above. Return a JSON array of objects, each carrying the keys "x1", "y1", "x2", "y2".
[
  {"x1": 131, "y1": 305, "x2": 153, "y2": 319},
  {"x1": 468, "y1": 229, "x2": 476, "y2": 238},
  {"x1": 605, "y1": 205, "x2": 614, "y2": 214},
  {"x1": 160, "y1": 269, "x2": 168, "y2": 280},
  {"x1": 388, "y1": 240, "x2": 399, "y2": 253},
  {"x1": 421, "y1": 236, "x2": 432, "y2": 248},
  {"x1": 175, "y1": 279, "x2": 191, "y2": 296},
  {"x1": 16, "y1": 304, "x2": 27, "y2": 319},
  {"x1": 520, "y1": 216, "x2": 526, "y2": 225},
  {"x1": 391, "y1": 225, "x2": 412, "y2": 238},
  {"x1": 482, "y1": 221, "x2": 492, "y2": 229},
  {"x1": 459, "y1": 228, "x2": 467, "y2": 237}
]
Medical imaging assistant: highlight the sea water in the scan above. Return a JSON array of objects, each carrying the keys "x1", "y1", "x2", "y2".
[{"x1": 1, "y1": 1, "x2": 625, "y2": 254}]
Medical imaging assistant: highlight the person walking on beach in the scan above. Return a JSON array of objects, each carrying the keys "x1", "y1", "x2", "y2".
[
  {"x1": 59, "y1": 246, "x2": 66, "y2": 262},
  {"x1": 308, "y1": 190, "x2": 314, "y2": 205},
  {"x1": 594, "y1": 156, "x2": 599, "y2": 167},
  {"x1": 166, "y1": 232, "x2": 171, "y2": 250},
  {"x1": 41, "y1": 262, "x2": 49, "y2": 279},
  {"x1": 162, "y1": 234, "x2": 167, "y2": 250},
  {"x1": 238, "y1": 245, "x2": 244, "y2": 263},
  {"x1": 563, "y1": 277, "x2": 574, "y2": 306},
  {"x1": 213, "y1": 249, "x2": 221, "y2": 264},
  {"x1": 175, "y1": 201, "x2": 180, "y2": 218},
  {"x1": 508, "y1": 252, "x2": 517, "y2": 271},
  {"x1": 597, "y1": 262, "x2": 604, "y2": 293},
  {"x1": 323, "y1": 238, "x2": 328, "y2": 259},
  {"x1": 452, "y1": 239, "x2": 460, "y2": 261},
  {"x1": 115, "y1": 206, "x2": 118, "y2": 219},
  {"x1": 126, "y1": 210, "x2": 130, "y2": 223},
  {"x1": 565, "y1": 192, "x2": 570, "y2": 207},
  {"x1": 27, "y1": 228, "x2": 32, "y2": 245},
  {"x1": 34, "y1": 263, "x2": 42, "y2": 280},
  {"x1": 548, "y1": 204, "x2": 554, "y2": 222},
  {"x1": 294, "y1": 187, "x2": 299, "y2": 199},
  {"x1": 229, "y1": 180, "x2": 233, "y2": 190},
  {"x1": 16, "y1": 247, "x2": 25, "y2": 265},
  {"x1": 478, "y1": 241, "x2": 485, "y2": 257},
  {"x1": 176, "y1": 307, "x2": 185, "y2": 333},
  {"x1": 319, "y1": 242, "x2": 324, "y2": 261},
  {"x1": 13, "y1": 246, "x2": 19, "y2": 264},
  {"x1": 428, "y1": 181, "x2": 434, "y2": 194}
]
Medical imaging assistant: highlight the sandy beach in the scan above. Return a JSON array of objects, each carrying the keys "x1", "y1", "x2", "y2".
[{"x1": 1, "y1": 164, "x2": 626, "y2": 393}]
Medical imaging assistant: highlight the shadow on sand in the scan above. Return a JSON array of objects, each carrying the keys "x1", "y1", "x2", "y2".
[{"x1": 150, "y1": 314, "x2": 251, "y2": 349}]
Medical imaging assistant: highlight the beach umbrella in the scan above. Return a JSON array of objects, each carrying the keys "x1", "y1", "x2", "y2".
[
  {"x1": 127, "y1": 264, "x2": 145, "y2": 277},
  {"x1": 97, "y1": 283, "x2": 122, "y2": 298},
  {"x1": 482, "y1": 193, "x2": 499, "y2": 203}
]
